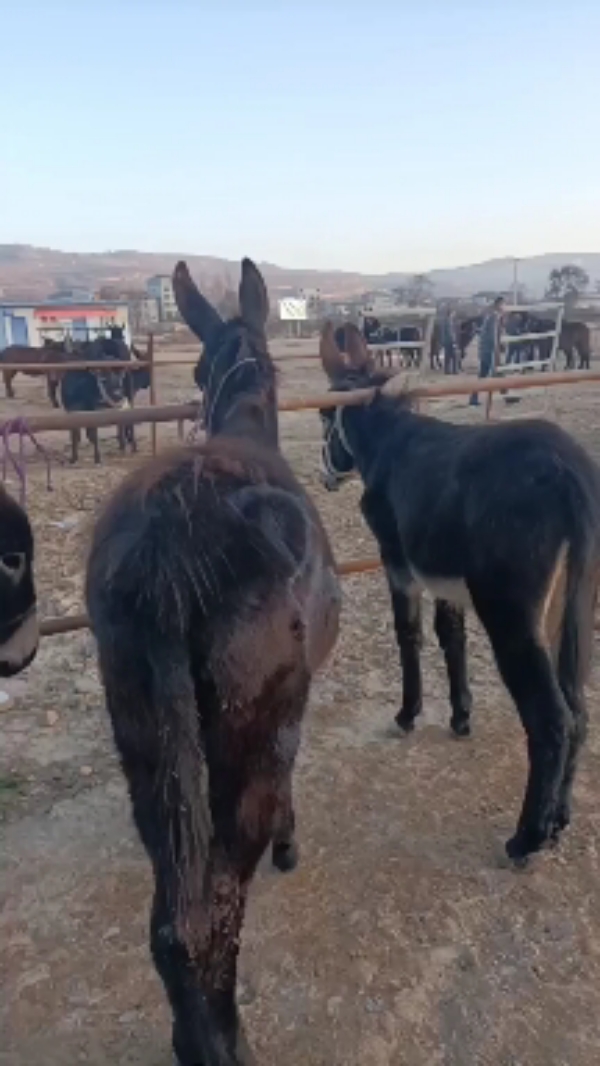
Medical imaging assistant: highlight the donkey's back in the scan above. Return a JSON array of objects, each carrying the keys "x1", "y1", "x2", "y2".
[{"x1": 87, "y1": 436, "x2": 339, "y2": 673}]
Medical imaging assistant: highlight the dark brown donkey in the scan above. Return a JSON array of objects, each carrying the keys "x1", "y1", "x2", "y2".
[
  {"x1": 0, "y1": 340, "x2": 69, "y2": 406},
  {"x1": 319, "y1": 322, "x2": 600, "y2": 865},
  {"x1": 0, "y1": 486, "x2": 38, "y2": 677},
  {"x1": 85, "y1": 259, "x2": 341, "y2": 1066}
]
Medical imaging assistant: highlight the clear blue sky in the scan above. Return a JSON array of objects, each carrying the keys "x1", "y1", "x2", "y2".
[{"x1": 0, "y1": 1, "x2": 598, "y2": 272}]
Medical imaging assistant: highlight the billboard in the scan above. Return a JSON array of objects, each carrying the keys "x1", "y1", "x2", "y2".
[{"x1": 278, "y1": 298, "x2": 308, "y2": 321}]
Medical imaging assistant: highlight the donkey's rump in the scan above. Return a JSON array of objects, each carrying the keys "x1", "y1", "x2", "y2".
[
  {"x1": 385, "y1": 415, "x2": 600, "y2": 605},
  {"x1": 88, "y1": 436, "x2": 340, "y2": 667}
]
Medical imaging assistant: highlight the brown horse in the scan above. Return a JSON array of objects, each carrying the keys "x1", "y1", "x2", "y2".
[
  {"x1": 85, "y1": 258, "x2": 341, "y2": 1065},
  {"x1": 0, "y1": 340, "x2": 69, "y2": 407}
]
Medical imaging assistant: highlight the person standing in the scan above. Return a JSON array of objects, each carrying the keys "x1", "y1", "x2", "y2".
[
  {"x1": 469, "y1": 296, "x2": 505, "y2": 405},
  {"x1": 441, "y1": 306, "x2": 459, "y2": 374}
]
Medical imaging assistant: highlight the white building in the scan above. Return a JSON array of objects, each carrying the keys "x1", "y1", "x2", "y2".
[
  {"x1": 129, "y1": 295, "x2": 160, "y2": 333},
  {"x1": 0, "y1": 300, "x2": 130, "y2": 348},
  {"x1": 359, "y1": 291, "x2": 399, "y2": 316},
  {"x1": 146, "y1": 275, "x2": 179, "y2": 321}
]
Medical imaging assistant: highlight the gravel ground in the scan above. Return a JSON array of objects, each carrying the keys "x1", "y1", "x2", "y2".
[{"x1": 3, "y1": 340, "x2": 600, "y2": 1065}]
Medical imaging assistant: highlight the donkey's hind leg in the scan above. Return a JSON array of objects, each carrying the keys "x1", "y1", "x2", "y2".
[
  {"x1": 473, "y1": 595, "x2": 572, "y2": 862},
  {"x1": 153, "y1": 826, "x2": 266, "y2": 1066},
  {"x1": 158, "y1": 697, "x2": 307, "y2": 1063},
  {"x1": 553, "y1": 576, "x2": 597, "y2": 839},
  {"x1": 434, "y1": 600, "x2": 472, "y2": 737}
]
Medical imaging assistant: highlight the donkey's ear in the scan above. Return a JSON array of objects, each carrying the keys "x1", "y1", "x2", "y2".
[
  {"x1": 173, "y1": 261, "x2": 222, "y2": 345},
  {"x1": 239, "y1": 258, "x2": 269, "y2": 333},
  {"x1": 320, "y1": 321, "x2": 347, "y2": 381},
  {"x1": 344, "y1": 323, "x2": 373, "y2": 370}
]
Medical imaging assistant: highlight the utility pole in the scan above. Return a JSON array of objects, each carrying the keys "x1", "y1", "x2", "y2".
[{"x1": 512, "y1": 258, "x2": 520, "y2": 305}]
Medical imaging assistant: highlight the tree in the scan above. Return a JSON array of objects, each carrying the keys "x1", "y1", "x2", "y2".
[
  {"x1": 407, "y1": 273, "x2": 434, "y2": 306},
  {"x1": 545, "y1": 264, "x2": 589, "y2": 300},
  {"x1": 210, "y1": 272, "x2": 239, "y2": 319}
]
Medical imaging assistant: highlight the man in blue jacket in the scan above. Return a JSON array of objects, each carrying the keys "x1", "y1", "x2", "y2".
[{"x1": 469, "y1": 296, "x2": 505, "y2": 405}]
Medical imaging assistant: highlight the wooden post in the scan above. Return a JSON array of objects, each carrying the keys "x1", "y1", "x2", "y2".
[
  {"x1": 422, "y1": 309, "x2": 436, "y2": 378},
  {"x1": 148, "y1": 333, "x2": 157, "y2": 454}
]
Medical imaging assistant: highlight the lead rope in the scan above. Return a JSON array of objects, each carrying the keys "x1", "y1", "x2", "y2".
[
  {"x1": 187, "y1": 358, "x2": 259, "y2": 444},
  {"x1": 0, "y1": 417, "x2": 57, "y2": 504},
  {"x1": 322, "y1": 406, "x2": 355, "y2": 483}
]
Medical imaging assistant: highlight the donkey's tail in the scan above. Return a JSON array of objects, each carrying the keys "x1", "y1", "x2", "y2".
[
  {"x1": 99, "y1": 630, "x2": 212, "y2": 957},
  {"x1": 149, "y1": 640, "x2": 212, "y2": 954}
]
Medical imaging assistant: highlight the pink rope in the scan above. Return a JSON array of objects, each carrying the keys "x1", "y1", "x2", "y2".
[{"x1": 0, "y1": 418, "x2": 59, "y2": 504}]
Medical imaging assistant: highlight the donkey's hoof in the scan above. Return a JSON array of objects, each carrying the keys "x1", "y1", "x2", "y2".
[
  {"x1": 272, "y1": 840, "x2": 299, "y2": 873},
  {"x1": 450, "y1": 718, "x2": 471, "y2": 739},
  {"x1": 395, "y1": 710, "x2": 416, "y2": 735},
  {"x1": 505, "y1": 827, "x2": 548, "y2": 866},
  {"x1": 552, "y1": 807, "x2": 571, "y2": 836}
]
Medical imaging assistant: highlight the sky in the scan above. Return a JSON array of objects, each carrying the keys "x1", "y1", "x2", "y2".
[{"x1": 0, "y1": 0, "x2": 598, "y2": 273}]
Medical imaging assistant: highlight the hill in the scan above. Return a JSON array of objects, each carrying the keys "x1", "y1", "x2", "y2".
[{"x1": 1, "y1": 245, "x2": 599, "y2": 302}]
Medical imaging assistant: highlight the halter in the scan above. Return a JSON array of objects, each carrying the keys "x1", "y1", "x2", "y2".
[
  {"x1": 97, "y1": 372, "x2": 127, "y2": 410},
  {"x1": 322, "y1": 405, "x2": 355, "y2": 483},
  {"x1": 206, "y1": 357, "x2": 260, "y2": 433}
]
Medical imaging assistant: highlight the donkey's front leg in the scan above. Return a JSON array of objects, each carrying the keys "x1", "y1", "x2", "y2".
[
  {"x1": 271, "y1": 772, "x2": 298, "y2": 873},
  {"x1": 386, "y1": 583, "x2": 423, "y2": 733},
  {"x1": 434, "y1": 600, "x2": 473, "y2": 737}
]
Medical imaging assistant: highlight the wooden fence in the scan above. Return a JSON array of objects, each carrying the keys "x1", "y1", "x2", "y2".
[{"x1": 12, "y1": 363, "x2": 600, "y2": 640}]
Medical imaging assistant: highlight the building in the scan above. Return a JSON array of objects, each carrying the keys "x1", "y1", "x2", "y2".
[
  {"x1": 0, "y1": 299, "x2": 131, "y2": 348},
  {"x1": 128, "y1": 294, "x2": 160, "y2": 333},
  {"x1": 146, "y1": 275, "x2": 179, "y2": 321},
  {"x1": 359, "y1": 291, "x2": 399, "y2": 316},
  {"x1": 47, "y1": 286, "x2": 97, "y2": 303},
  {"x1": 298, "y1": 287, "x2": 321, "y2": 318}
]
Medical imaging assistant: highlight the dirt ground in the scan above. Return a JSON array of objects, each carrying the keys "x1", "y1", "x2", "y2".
[{"x1": 3, "y1": 341, "x2": 600, "y2": 1066}]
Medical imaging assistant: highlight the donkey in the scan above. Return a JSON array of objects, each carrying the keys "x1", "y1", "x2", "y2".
[
  {"x1": 0, "y1": 486, "x2": 38, "y2": 677},
  {"x1": 60, "y1": 343, "x2": 130, "y2": 464},
  {"x1": 85, "y1": 259, "x2": 341, "y2": 1066},
  {"x1": 561, "y1": 321, "x2": 591, "y2": 371},
  {"x1": 0, "y1": 340, "x2": 70, "y2": 406},
  {"x1": 319, "y1": 322, "x2": 600, "y2": 864}
]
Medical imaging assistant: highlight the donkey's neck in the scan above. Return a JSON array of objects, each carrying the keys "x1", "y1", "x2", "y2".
[
  {"x1": 219, "y1": 394, "x2": 279, "y2": 449},
  {"x1": 343, "y1": 396, "x2": 413, "y2": 481}
]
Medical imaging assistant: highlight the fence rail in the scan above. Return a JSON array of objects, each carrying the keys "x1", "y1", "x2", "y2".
[
  {"x1": 12, "y1": 364, "x2": 600, "y2": 640},
  {"x1": 4, "y1": 366, "x2": 600, "y2": 436}
]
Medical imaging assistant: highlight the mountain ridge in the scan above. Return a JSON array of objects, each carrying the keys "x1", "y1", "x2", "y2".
[{"x1": 1, "y1": 245, "x2": 599, "y2": 301}]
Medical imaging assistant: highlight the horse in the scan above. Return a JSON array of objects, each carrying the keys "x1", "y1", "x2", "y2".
[
  {"x1": 0, "y1": 485, "x2": 38, "y2": 677},
  {"x1": 85, "y1": 258, "x2": 341, "y2": 1066},
  {"x1": 319, "y1": 321, "x2": 600, "y2": 865},
  {"x1": 0, "y1": 340, "x2": 70, "y2": 406}
]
